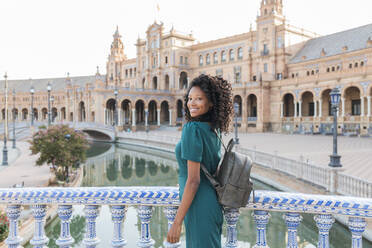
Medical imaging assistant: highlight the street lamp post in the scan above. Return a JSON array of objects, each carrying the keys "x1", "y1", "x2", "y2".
[
  {"x1": 114, "y1": 87, "x2": 118, "y2": 141},
  {"x1": 50, "y1": 96, "x2": 54, "y2": 123},
  {"x1": 329, "y1": 87, "x2": 342, "y2": 168},
  {"x1": 2, "y1": 73, "x2": 8, "y2": 165},
  {"x1": 47, "y1": 82, "x2": 51, "y2": 127},
  {"x1": 234, "y1": 102, "x2": 240, "y2": 144},
  {"x1": 12, "y1": 89, "x2": 16, "y2": 149},
  {"x1": 30, "y1": 85, "x2": 35, "y2": 136}
]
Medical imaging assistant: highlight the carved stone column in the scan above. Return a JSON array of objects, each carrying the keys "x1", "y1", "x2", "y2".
[
  {"x1": 283, "y1": 212, "x2": 302, "y2": 248},
  {"x1": 110, "y1": 205, "x2": 127, "y2": 247},
  {"x1": 5, "y1": 205, "x2": 23, "y2": 248},
  {"x1": 137, "y1": 205, "x2": 155, "y2": 247},
  {"x1": 83, "y1": 205, "x2": 100, "y2": 248},
  {"x1": 157, "y1": 109, "x2": 161, "y2": 126},
  {"x1": 314, "y1": 214, "x2": 334, "y2": 248},
  {"x1": 30, "y1": 205, "x2": 49, "y2": 248},
  {"x1": 56, "y1": 205, "x2": 74, "y2": 248},
  {"x1": 132, "y1": 108, "x2": 136, "y2": 127},
  {"x1": 348, "y1": 217, "x2": 366, "y2": 248},
  {"x1": 253, "y1": 210, "x2": 270, "y2": 248},
  {"x1": 224, "y1": 208, "x2": 240, "y2": 248}
]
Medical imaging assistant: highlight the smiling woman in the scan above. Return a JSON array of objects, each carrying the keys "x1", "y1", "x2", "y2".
[{"x1": 168, "y1": 74, "x2": 233, "y2": 247}]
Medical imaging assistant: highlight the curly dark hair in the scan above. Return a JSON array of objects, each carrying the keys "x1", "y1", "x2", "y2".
[{"x1": 184, "y1": 74, "x2": 233, "y2": 133}]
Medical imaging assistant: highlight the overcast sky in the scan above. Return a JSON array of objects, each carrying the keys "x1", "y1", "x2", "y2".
[{"x1": 1, "y1": 0, "x2": 371, "y2": 80}]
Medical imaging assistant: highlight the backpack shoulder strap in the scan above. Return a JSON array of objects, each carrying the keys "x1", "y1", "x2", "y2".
[
  {"x1": 213, "y1": 129, "x2": 227, "y2": 152},
  {"x1": 200, "y1": 163, "x2": 220, "y2": 188}
]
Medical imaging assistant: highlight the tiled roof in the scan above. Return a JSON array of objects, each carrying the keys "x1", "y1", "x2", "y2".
[
  {"x1": 0, "y1": 75, "x2": 105, "y2": 93},
  {"x1": 290, "y1": 23, "x2": 372, "y2": 64}
]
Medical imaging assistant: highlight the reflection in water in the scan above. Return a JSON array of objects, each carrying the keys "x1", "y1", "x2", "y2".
[
  {"x1": 106, "y1": 159, "x2": 118, "y2": 182},
  {"x1": 37, "y1": 143, "x2": 372, "y2": 248}
]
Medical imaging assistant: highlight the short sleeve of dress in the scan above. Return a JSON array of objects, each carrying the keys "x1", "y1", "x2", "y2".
[{"x1": 181, "y1": 122, "x2": 203, "y2": 163}]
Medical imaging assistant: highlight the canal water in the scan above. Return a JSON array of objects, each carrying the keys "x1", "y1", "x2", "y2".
[{"x1": 29, "y1": 142, "x2": 372, "y2": 248}]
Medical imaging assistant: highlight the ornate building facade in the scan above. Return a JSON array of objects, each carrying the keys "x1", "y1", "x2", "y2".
[{"x1": 2, "y1": 0, "x2": 372, "y2": 135}]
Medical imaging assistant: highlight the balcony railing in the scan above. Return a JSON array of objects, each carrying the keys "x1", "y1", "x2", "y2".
[
  {"x1": 247, "y1": 117, "x2": 257, "y2": 122},
  {"x1": 0, "y1": 187, "x2": 371, "y2": 248}
]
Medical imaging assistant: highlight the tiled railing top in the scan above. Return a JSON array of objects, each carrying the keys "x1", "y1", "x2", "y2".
[{"x1": 1, "y1": 187, "x2": 372, "y2": 218}]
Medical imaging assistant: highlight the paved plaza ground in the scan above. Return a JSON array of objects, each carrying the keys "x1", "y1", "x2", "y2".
[{"x1": 130, "y1": 128, "x2": 372, "y2": 182}]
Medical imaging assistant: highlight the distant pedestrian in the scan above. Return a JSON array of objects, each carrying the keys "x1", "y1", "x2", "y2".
[{"x1": 167, "y1": 74, "x2": 233, "y2": 247}]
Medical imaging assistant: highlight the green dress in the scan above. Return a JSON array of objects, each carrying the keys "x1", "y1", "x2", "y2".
[{"x1": 175, "y1": 121, "x2": 223, "y2": 248}]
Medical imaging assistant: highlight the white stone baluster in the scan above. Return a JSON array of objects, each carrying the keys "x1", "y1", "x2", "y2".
[
  {"x1": 348, "y1": 217, "x2": 367, "y2": 248},
  {"x1": 83, "y1": 205, "x2": 100, "y2": 248},
  {"x1": 110, "y1": 205, "x2": 128, "y2": 247},
  {"x1": 5, "y1": 205, "x2": 23, "y2": 248},
  {"x1": 253, "y1": 210, "x2": 270, "y2": 248},
  {"x1": 30, "y1": 205, "x2": 49, "y2": 248},
  {"x1": 314, "y1": 214, "x2": 334, "y2": 248},
  {"x1": 137, "y1": 205, "x2": 155, "y2": 247},
  {"x1": 283, "y1": 212, "x2": 302, "y2": 248},
  {"x1": 163, "y1": 206, "x2": 181, "y2": 248},
  {"x1": 56, "y1": 205, "x2": 74, "y2": 248},
  {"x1": 224, "y1": 208, "x2": 240, "y2": 248}
]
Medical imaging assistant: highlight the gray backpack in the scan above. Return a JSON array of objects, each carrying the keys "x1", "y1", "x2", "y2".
[{"x1": 201, "y1": 134, "x2": 254, "y2": 208}]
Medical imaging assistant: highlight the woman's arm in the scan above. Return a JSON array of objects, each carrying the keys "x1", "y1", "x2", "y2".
[{"x1": 167, "y1": 160, "x2": 200, "y2": 243}]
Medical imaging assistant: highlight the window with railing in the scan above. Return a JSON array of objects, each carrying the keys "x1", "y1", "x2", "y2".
[
  {"x1": 221, "y1": 51, "x2": 226, "y2": 62},
  {"x1": 238, "y1": 47, "x2": 243, "y2": 60},
  {"x1": 229, "y1": 49, "x2": 235, "y2": 61},
  {"x1": 352, "y1": 100, "x2": 361, "y2": 115},
  {"x1": 206, "y1": 54, "x2": 210, "y2": 65},
  {"x1": 199, "y1": 55, "x2": 203, "y2": 66},
  {"x1": 213, "y1": 52, "x2": 218, "y2": 64}
]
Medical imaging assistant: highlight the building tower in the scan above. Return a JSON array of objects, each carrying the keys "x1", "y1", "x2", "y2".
[{"x1": 107, "y1": 26, "x2": 127, "y2": 84}]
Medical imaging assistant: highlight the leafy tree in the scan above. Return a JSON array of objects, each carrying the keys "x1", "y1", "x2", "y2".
[{"x1": 29, "y1": 125, "x2": 89, "y2": 182}]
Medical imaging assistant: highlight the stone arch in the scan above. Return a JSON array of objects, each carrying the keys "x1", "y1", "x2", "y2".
[
  {"x1": 344, "y1": 86, "x2": 361, "y2": 116},
  {"x1": 33, "y1": 108, "x2": 38, "y2": 121},
  {"x1": 152, "y1": 76, "x2": 158, "y2": 90},
  {"x1": 135, "y1": 100, "x2": 145, "y2": 124},
  {"x1": 300, "y1": 91, "x2": 314, "y2": 117},
  {"x1": 179, "y1": 72, "x2": 188, "y2": 90},
  {"x1": 321, "y1": 89, "x2": 332, "y2": 116},
  {"x1": 247, "y1": 94, "x2": 257, "y2": 117},
  {"x1": 69, "y1": 112, "x2": 73, "y2": 122},
  {"x1": 233, "y1": 95, "x2": 242, "y2": 117},
  {"x1": 177, "y1": 99, "x2": 183, "y2": 119},
  {"x1": 41, "y1": 108, "x2": 48, "y2": 120},
  {"x1": 78, "y1": 101, "x2": 86, "y2": 122},
  {"x1": 22, "y1": 108, "x2": 28, "y2": 121},
  {"x1": 51, "y1": 107, "x2": 58, "y2": 122},
  {"x1": 283, "y1": 93, "x2": 295, "y2": 117},
  {"x1": 341, "y1": 84, "x2": 363, "y2": 97},
  {"x1": 106, "y1": 98, "x2": 116, "y2": 125},
  {"x1": 148, "y1": 100, "x2": 157, "y2": 124},
  {"x1": 61, "y1": 107, "x2": 66, "y2": 120},
  {"x1": 121, "y1": 99, "x2": 132, "y2": 125},
  {"x1": 160, "y1": 101, "x2": 169, "y2": 124},
  {"x1": 12, "y1": 108, "x2": 18, "y2": 121},
  {"x1": 164, "y1": 74, "x2": 170, "y2": 90}
]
